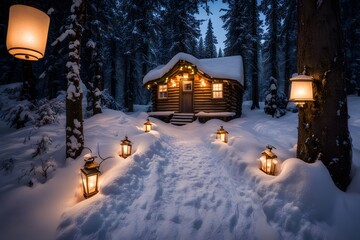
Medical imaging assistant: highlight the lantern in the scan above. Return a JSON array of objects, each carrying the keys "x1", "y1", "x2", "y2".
[
  {"x1": 81, "y1": 154, "x2": 101, "y2": 198},
  {"x1": 216, "y1": 126, "x2": 229, "y2": 143},
  {"x1": 144, "y1": 118, "x2": 152, "y2": 132},
  {"x1": 259, "y1": 145, "x2": 278, "y2": 175},
  {"x1": 289, "y1": 75, "x2": 314, "y2": 107},
  {"x1": 6, "y1": 5, "x2": 50, "y2": 61},
  {"x1": 119, "y1": 136, "x2": 132, "y2": 158},
  {"x1": 183, "y1": 72, "x2": 189, "y2": 79}
]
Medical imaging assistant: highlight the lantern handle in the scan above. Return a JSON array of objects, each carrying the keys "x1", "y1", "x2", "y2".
[
  {"x1": 97, "y1": 143, "x2": 114, "y2": 170},
  {"x1": 83, "y1": 146, "x2": 93, "y2": 155},
  {"x1": 266, "y1": 144, "x2": 276, "y2": 151}
]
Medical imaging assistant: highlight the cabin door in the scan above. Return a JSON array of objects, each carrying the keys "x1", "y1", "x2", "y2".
[{"x1": 180, "y1": 78, "x2": 194, "y2": 113}]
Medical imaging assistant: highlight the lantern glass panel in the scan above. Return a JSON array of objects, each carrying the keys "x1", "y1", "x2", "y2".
[
  {"x1": 289, "y1": 80, "x2": 313, "y2": 102},
  {"x1": 6, "y1": 5, "x2": 50, "y2": 60},
  {"x1": 123, "y1": 144, "x2": 130, "y2": 155},
  {"x1": 144, "y1": 124, "x2": 151, "y2": 132},
  {"x1": 259, "y1": 155, "x2": 277, "y2": 175},
  {"x1": 220, "y1": 133, "x2": 227, "y2": 143},
  {"x1": 81, "y1": 169, "x2": 99, "y2": 198}
]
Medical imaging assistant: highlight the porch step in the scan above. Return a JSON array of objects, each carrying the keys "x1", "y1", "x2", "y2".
[{"x1": 170, "y1": 113, "x2": 195, "y2": 126}]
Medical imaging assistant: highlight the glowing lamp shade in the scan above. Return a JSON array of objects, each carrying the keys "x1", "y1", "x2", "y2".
[
  {"x1": 80, "y1": 155, "x2": 100, "y2": 198},
  {"x1": 289, "y1": 75, "x2": 314, "y2": 107},
  {"x1": 6, "y1": 5, "x2": 50, "y2": 61},
  {"x1": 144, "y1": 118, "x2": 152, "y2": 132},
  {"x1": 258, "y1": 146, "x2": 278, "y2": 176},
  {"x1": 216, "y1": 126, "x2": 229, "y2": 143},
  {"x1": 119, "y1": 136, "x2": 132, "y2": 158}
]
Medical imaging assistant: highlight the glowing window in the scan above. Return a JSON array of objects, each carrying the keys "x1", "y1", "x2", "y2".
[
  {"x1": 183, "y1": 80, "x2": 192, "y2": 92},
  {"x1": 158, "y1": 85, "x2": 168, "y2": 99},
  {"x1": 212, "y1": 83, "x2": 223, "y2": 98}
]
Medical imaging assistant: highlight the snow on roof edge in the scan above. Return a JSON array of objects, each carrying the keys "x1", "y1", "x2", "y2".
[{"x1": 143, "y1": 52, "x2": 244, "y2": 85}]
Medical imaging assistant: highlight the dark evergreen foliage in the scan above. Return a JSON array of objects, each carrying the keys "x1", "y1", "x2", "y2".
[
  {"x1": 264, "y1": 77, "x2": 287, "y2": 118},
  {"x1": 341, "y1": 0, "x2": 360, "y2": 94},
  {"x1": 279, "y1": 0, "x2": 297, "y2": 97},
  {"x1": 218, "y1": 48, "x2": 223, "y2": 57},
  {"x1": 197, "y1": 37, "x2": 205, "y2": 58},
  {"x1": 260, "y1": 0, "x2": 281, "y2": 87},
  {"x1": 160, "y1": 0, "x2": 201, "y2": 62},
  {"x1": 204, "y1": 19, "x2": 218, "y2": 58},
  {"x1": 222, "y1": 0, "x2": 260, "y2": 108}
]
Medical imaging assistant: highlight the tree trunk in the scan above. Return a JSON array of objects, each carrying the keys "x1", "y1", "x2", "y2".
[
  {"x1": 66, "y1": 0, "x2": 85, "y2": 160},
  {"x1": 297, "y1": 0, "x2": 352, "y2": 190},
  {"x1": 111, "y1": 39, "x2": 117, "y2": 99},
  {"x1": 92, "y1": 46, "x2": 102, "y2": 115},
  {"x1": 270, "y1": 0, "x2": 278, "y2": 81},
  {"x1": 251, "y1": 0, "x2": 260, "y2": 109},
  {"x1": 283, "y1": 30, "x2": 291, "y2": 97},
  {"x1": 21, "y1": 61, "x2": 36, "y2": 101}
]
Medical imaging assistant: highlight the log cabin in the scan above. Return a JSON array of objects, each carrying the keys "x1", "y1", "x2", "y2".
[{"x1": 143, "y1": 52, "x2": 244, "y2": 124}]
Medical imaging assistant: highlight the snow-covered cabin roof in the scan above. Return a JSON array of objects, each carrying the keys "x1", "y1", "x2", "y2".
[{"x1": 143, "y1": 52, "x2": 244, "y2": 85}]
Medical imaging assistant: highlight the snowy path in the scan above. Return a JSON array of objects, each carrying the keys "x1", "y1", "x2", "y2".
[{"x1": 57, "y1": 126, "x2": 274, "y2": 240}]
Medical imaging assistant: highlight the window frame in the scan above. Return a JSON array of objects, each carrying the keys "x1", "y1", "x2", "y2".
[
  {"x1": 212, "y1": 83, "x2": 223, "y2": 99},
  {"x1": 182, "y1": 80, "x2": 193, "y2": 92},
  {"x1": 158, "y1": 84, "x2": 168, "y2": 99}
]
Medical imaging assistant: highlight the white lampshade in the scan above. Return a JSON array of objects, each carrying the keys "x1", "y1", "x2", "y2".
[
  {"x1": 289, "y1": 75, "x2": 314, "y2": 106},
  {"x1": 6, "y1": 5, "x2": 50, "y2": 61}
]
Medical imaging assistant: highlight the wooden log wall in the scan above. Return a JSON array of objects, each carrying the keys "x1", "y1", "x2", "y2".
[{"x1": 193, "y1": 75, "x2": 227, "y2": 113}]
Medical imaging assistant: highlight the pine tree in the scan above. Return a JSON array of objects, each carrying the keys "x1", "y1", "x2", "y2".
[
  {"x1": 218, "y1": 48, "x2": 223, "y2": 57},
  {"x1": 279, "y1": 0, "x2": 297, "y2": 97},
  {"x1": 297, "y1": 0, "x2": 351, "y2": 190},
  {"x1": 222, "y1": 0, "x2": 249, "y2": 57},
  {"x1": 65, "y1": 0, "x2": 85, "y2": 160},
  {"x1": 204, "y1": 19, "x2": 218, "y2": 58},
  {"x1": 222, "y1": 0, "x2": 260, "y2": 108},
  {"x1": 261, "y1": 0, "x2": 281, "y2": 88},
  {"x1": 118, "y1": 0, "x2": 162, "y2": 108},
  {"x1": 341, "y1": 0, "x2": 360, "y2": 94},
  {"x1": 264, "y1": 77, "x2": 287, "y2": 118},
  {"x1": 160, "y1": 0, "x2": 201, "y2": 61},
  {"x1": 249, "y1": 0, "x2": 260, "y2": 109},
  {"x1": 197, "y1": 37, "x2": 205, "y2": 58},
  {"x1": 39, "y1": 0, "x2": 74, "y2": 100}
]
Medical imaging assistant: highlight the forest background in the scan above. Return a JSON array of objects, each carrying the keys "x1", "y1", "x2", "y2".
[{"x1": 0, "y1": 0, "x2": 359, "y2": 113}]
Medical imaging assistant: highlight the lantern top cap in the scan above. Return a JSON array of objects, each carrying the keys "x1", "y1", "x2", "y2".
[
  {"x1": 83, "y1": 157, "x2": 99, "y2": 170},
  {"x1": 121, "y1": 136, "x2": 132, "y2": 144},
  {"x1": 262, "y1": 149, "x2": 277, "y2": 158},
  {"x1": 290, "y1": 74, "x2": 314, "y2": 81},
  {"x1": 217, "y1": 126, "x2": 228, "y2": 134},
  {"x1": 144, "y1": 118, "x2": 151, "y2": 124}
]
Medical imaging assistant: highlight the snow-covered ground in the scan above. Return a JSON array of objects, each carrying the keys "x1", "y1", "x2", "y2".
[{"x1": 0, "y1": 96, "x2": 360, "y2": 240}]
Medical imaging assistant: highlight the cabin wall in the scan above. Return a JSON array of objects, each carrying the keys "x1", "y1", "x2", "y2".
[
  {"x1": 151, "y1": 81, "x2": 180, "y2": 112},
  {"x1": 193, "y1": 75, "x2": 227, "y2": 112},
  {"x1": 227, "y1": 81, "x2": 244, "y2": 117}
]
